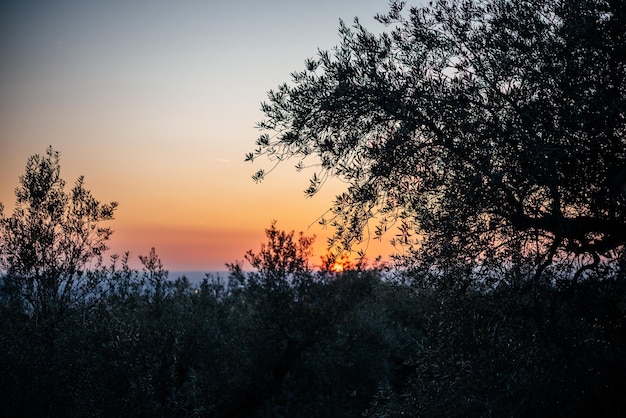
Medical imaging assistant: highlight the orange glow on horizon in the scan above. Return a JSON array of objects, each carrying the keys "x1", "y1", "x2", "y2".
[
  {"x1": 108, "y1": 224, "x2": 268, "y2": 271},
  {"x1": 106, "y1": 221, "x2": 394, "y2": 273}
]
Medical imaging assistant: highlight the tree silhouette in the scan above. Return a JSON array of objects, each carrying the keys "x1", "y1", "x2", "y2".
[
  {"x1": 249, "y1": 0, "x2": 625, "y2": 284},
  {"x1": 239, "y1": 220, "x2": 314, "y2": 281},
  {"x1": 0, "y1": 146, "x2": 118, "y2": 320}
]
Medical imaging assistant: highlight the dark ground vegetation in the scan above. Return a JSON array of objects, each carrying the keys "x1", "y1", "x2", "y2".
[
  {"x1": 1, "y1": 260, "x2": 626, "y2": 417},
  {"x1": 1, "y1": 225, "x2": 625, "y2": 417}
]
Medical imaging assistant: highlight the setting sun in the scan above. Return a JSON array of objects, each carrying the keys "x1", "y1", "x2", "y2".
[
  {"x1": 330, "y1": 261, "x2": 345, "y2": 273},
  {"x1": 322, "y1": 252, "x2": 353, "y2": 273}
]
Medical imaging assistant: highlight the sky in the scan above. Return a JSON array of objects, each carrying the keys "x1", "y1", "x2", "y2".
[{"x1": 0, "y1": 0, "x2": 404, "y2": 272}]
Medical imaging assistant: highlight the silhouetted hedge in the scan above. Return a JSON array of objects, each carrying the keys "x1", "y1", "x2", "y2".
[{"x1": 1, "y1": 265, "x2": 625, "y2": 417}]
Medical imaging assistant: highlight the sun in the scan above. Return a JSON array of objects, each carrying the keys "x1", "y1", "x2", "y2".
[
  {"x1": 330, "y1": 261, "x2": 345, "y2": 273},
  {"x1": 322, "y1": 253, "x2": 352, "y2": 273}
]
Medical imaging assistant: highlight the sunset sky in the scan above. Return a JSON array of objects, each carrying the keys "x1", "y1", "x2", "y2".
[{"x1": 0, "y1": 0, "x2": 404, "y2": 271}]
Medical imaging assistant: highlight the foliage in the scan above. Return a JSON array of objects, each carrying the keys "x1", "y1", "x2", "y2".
[
  {"x1": 1, "y1": 218, "x2": 625, "y2": 417},
  {"x1": 236, "y1": 220, "x2": 315, "y2": 285},
  {"x1": 365, "y1": 275, "x2": 626, "y2": 418},
  {"x1": 0, "y1": 146, "x2": 118, "y2": 319},
  {"x1": 249, "y1": 0, "x2": 626, "y2": 284}
]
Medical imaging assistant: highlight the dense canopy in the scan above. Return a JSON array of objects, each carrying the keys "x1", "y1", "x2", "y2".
[{"x1": 250, "y1": 0, "x2": 626, "y2": 284}]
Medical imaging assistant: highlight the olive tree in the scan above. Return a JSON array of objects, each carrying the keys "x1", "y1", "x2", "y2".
[
  {"x1": 249, "y1": 0, "x2": 626, "y2": 284},
  {"x1": 0, "y1": 147, "x2": 118, "y2": 319}
]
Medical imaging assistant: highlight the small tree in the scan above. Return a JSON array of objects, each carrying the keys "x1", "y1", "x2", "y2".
[
  {"x1": 0, "y1": 146, "x2": 118, "y2": 320},
  {"x1": 139, "y1": 246, "x2": 169, "y2": 300},
  {"x1": 236, "y1": 221, "x2": 315, "y2": 286}
]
